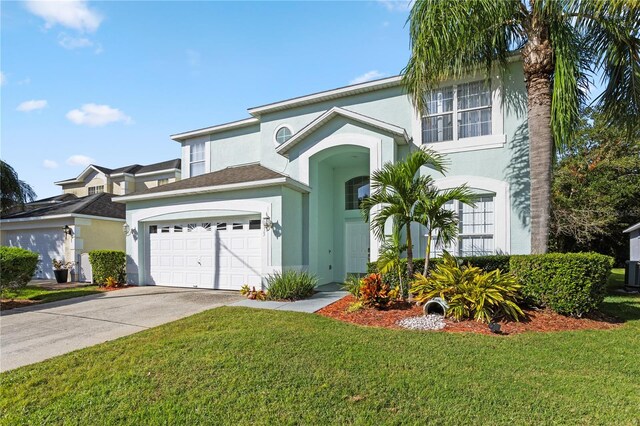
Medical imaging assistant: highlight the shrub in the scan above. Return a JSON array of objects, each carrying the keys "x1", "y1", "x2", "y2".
[
  {"x1": 411, "y1": 252, "x2": 524, "y2": 323},
  {"x1": 359, "y1": 273, "x2": 394, "y2": 308},
  {"x1": 265, "y1": 270, "x2": 317, "y2": 301},
  {"x1": 88, "y1": 250, "x2": 126, "y2": 286},
  {"x1": 104, "y1": 276, "x2": 123, "y2": 288},
  {"x1": 368, "y1": 254, "x2": 511, "y2": 288},
  {"x1": 510, "y1": 252, "x2": 614, "y2": 316},
  {"x1": 0, "y1": 246, "x2": 39, "y2": 296}
]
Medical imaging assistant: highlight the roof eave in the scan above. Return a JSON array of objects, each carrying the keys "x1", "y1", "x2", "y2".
[
  {"x1": 114, "y1": 177, "x2": 310, "y2": 203},
  {"x1": 171, "y1": 117, "x2": 260, "y2": 142}
]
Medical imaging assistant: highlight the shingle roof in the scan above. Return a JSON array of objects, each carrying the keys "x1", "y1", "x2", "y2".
[
  {"x1": 126, "y1": 163, "x2": 286, "y2": 196},
  {"x1": 1, "y1": 193, "x2": 125, "y2": 220},
  {"x1": 57, "y1": 159, "x2": 181, "y2": 183}
]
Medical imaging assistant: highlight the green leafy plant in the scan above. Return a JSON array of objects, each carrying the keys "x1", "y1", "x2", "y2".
[
  {"x1": 88, "y1": 250, "x2": 126, "y2": 285},
  {"x1": 359, "y1": 273, "x2": 392, "y2": 309},
  {"x1": 342, "y1": 274, "x2": 362, "y2": 299},
  {"x1": 346, "y1": 301, "x2": 365, "y2": 313},
  {"x1": 510, "y1": 252, "x2": 614, "y2": 316},
  {"x1": 0, "y1": 246, "x2": 39, "y2": 297},
  {"x1": 52, "y1": 259, "x2": 74, "y2": 270},
  {"x1": 240, "y1": 284, "x2": 250, "y2": 296},
  {"x1": 376, "y1": 221, "x2": 408, "y2": 298},
  {"x1": 265, "y1": 270, "x2": 317, "y2": 301},
  {"x1": 104, "y1": 276, "x2": 122, "y2": 288},
  {"x1": 411, "y1": 252, "x2": 524, "y2": 323}
]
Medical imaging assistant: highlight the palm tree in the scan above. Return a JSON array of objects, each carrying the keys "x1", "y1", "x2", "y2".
[
  {"x1": 415, "y1": 185, "x2": 477, "y2": 275},
  {"x1": 361, "y1": 147, "x2": 446, "y2": 279},
  {"x1": 377, "y1": 220, "x2": 408, "y2": 297},
  {"x1": 403, "y1": 0, "x2": 640, "y2": 253},
  {"x1": 0, "y1": 160, "x2": 36, "y2": 212}
]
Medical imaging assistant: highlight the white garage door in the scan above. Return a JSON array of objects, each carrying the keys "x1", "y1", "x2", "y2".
[
  {"x1": 2, "y1": 228, "x2": 65, "y2": 279},
  {"x1": 148, "y1": 218, "x2": 262, "y2": 290}
]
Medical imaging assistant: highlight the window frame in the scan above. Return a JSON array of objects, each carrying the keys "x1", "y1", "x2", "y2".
[
  {"x1": 431, "y1": 195, "x2": 496, "y2": 257},
  {"x1": 88, "y1": 185, "x2": 104, "y2": 195},
  {"x1": 345, "y1": 176, "x2": 370, "y2": 210},
  {"x1": 422, "y1": 80, "x2": 492, "y2": 144},
  {"x1": 273, "y1": 124, "x2": 294, "y2": 145},
  {"x1": 157, "y1": 178, "x2": 169, "y2": 186},
  {"x1": 189, "y1": 142, "x2": 206, "y2": 177}
]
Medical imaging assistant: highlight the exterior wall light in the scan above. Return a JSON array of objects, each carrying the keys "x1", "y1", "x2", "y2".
[
  {"x1": 63, "y1": 225, "x2": 73, "y2": 236},
  {"x1": 123, "y1": 223, "x2": 132, "y2": 236},
  {"x1": 262, "y1": 214, "x2": 273, "y2": 231}
]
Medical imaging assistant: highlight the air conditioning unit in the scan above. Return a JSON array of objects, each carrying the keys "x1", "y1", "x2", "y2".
[{"x1": 625, "y1": 261, "x2": 640, "y2": 291}]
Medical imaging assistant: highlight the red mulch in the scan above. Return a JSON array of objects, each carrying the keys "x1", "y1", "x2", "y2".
[
  {"x1": 0, "y1": 286, "x2": 130, "y2": 311},
  {"x1": 316, "y1": 295, "x2": 622, "y2": 335}
]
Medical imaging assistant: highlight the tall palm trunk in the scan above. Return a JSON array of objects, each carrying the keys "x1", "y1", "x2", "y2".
[
  {"x1": 406, "y1": 226, "x2": 414, "y2": 279},
  {"x1": 423, "y1": 231, "x2": 432, "y2": 276},
  {"x1": 523, "y1": 19, "x2": 554, "y2": 254}
]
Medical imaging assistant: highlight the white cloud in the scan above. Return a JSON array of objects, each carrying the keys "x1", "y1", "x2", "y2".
[
  {"x1": 349, "y1": 70, "x2": 387, "y2": 85},
  {"x1": 43, "y1": 159, "x2": 59, "y2": 169},
  {"x1": 16, "y1": 99, "x2": 48, "y2": 112},
  {"x1": 58, "y1": 33, "x2": 93, "y2": 49},
  {"x1": 25, "y1": 0, "x2": 103, "y2": 33},
  {"x1": 66, "y1": 103, "x2": 132, "y2": 127},
  {"x1": 0, "y1": 71, "x2": 6, "y2": 86},
  {"x1": 66, "y1": 154, "x2": 95, "y2": 166},
  {"x1": 377, "y1": 0, "x2": 413, "y2": 12}
]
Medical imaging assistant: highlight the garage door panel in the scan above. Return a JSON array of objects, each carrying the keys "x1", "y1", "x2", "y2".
[{"x1": 148, "y1": 219, "x2": 262, "y2": 290}]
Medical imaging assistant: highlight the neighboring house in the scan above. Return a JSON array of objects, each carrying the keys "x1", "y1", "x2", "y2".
[
  {"x1": 624, "y1": 222, "x2": 640, "y2": 262},
  {"x1": 116, "y1": 60, "x2": 531, "y2": 290},
  {"x1": 55, "y1": 159, "x2": 181, "y2": 196},
  {"x1": 0, "y1": 193, "x2": 125, "y2": 280}
]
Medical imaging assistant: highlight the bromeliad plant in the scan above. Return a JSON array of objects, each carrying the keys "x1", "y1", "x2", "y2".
[{"x1": 411, "y1": 252, "x2": 525, "y2": 323}]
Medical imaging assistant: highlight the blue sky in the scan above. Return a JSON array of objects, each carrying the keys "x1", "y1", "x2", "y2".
[{"x1": 1, "y1": 0, "x2": 412, "y2": 198}]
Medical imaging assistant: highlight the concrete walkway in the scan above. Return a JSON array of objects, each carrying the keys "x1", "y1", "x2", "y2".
[
  {"x1": 0, "y1": 286, "x2": 243, "y2": 372},
  {"x1": 230, "y1": 284, "x2": 347, "y2": 313}
]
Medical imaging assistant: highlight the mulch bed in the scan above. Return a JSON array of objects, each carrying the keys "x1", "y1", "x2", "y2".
[
  {"x1": 316, "y1": 295, "x2": 622, "y2": 335},
  {"x1": 0, "y1": 286, "x2": 131, "y2": 311}
]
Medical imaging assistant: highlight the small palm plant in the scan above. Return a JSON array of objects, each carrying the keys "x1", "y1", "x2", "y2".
[
  {"x1": 360, "y1": 148, "x2": 446, "y2": 279},
  {"x1": 415, "y1": 185, "x2": 477, "y2": 276}
]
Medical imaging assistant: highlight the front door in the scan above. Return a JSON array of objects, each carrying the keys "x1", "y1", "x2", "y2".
[{"x1": 345, "y1": 221, "x2": 370, "y2": 276}]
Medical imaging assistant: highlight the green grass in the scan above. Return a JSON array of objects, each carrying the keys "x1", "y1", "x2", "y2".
[
  {"x1": 608, "y1": 267, "x2": 625, "y2": 290},
  {"x1": 1, "y1": 293, "x2": 639, "y2": 425},
  {"x1": 2, "y1": 285, "x2": 103, "y2": 305}
]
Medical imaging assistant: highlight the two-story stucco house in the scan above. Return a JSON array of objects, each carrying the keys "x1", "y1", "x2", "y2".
[
  {"x1": 0, "y1": 159, "x2": 180, "y2": 281},
  {"x1": 116, "y1": 61, "x2": 530, "y2": 290}
]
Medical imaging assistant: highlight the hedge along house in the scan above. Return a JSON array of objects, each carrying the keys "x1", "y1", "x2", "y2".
[{"x1": 115, "y1": 60, "x2": 531, "y2": 290}]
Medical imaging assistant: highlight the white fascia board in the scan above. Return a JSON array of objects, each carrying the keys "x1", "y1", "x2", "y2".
[
  {"x1": 108, "y1": 172, "x2": 135, "y2": 179},
  {"x1": 54, "y1": 165, "x2": 105, "y2": 185},
  {"x1": 623, "y1": 223, "x2": 640, "y2": 233},
  {"x1": 114, "y1": 177, "x2": 311, "y2": 203},
  {"x1": 277, "y1": 106, "x2": 409, "y2": 155},
  {"x1": 248, "y1": 76, "x2": 403, "y2": 116},
  {"x1": 130, "y1": 169, "x2": 180, "y2": 178},
  {"x1": 171, "y1": 117, "x2": 259, "y2": 142},
  {"x1": 0, "y1": 213, "x2": 124, "y2": 224}
]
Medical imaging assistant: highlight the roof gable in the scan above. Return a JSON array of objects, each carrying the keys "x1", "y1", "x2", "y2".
[{"x1": 276, "y1": 106, "x2": 410, "y2": 155}]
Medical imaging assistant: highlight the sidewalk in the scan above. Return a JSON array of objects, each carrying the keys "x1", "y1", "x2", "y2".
[{"x1": 230, "y1": 284, "x2": 346, "y2": 313}]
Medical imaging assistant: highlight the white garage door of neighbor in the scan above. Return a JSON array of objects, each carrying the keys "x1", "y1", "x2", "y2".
[
  {"x1": 3, "y1": 228, "x2": 65, "y2": 279},
  {"x1": 148, "y1": 219, "x2": 263, "y2": 290}
]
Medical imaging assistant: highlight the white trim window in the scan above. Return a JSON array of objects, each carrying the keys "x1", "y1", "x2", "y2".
[
  {"x1": 189, "y1": 142, "x2": 206, "y2": 177},
  {"x1": 88, "y1": 185, "x2": 104, "y2": 195},
  {"x1": 157, "y1": 178, "x2": 169, "y2": 186},
  {"x1": 422, "y1": 80, "x2": 492, "y2": 144},
  {"x1": 432, "y1": 195, "x2": 495, "y2": 257},
  {"x1": 274, "y1": 125, "x2": 293, "y2": 145}
]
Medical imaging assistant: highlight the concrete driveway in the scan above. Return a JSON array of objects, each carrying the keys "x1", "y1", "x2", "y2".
[{"x1": 0, "y1": 286, "x2": 243, "y2": 372}]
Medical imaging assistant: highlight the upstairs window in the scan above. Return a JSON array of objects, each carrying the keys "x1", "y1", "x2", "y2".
[
  {"x1": 189, "y1": 142, "x2": 206, "y2": 177},
  {"x1": 274, "y1": 125, "x2": 293, "y2": 145},
  {"x1": 345, "y1": 176, "x2": 370, "y2": 210},
  {"x1": 422, "y1": 81, "x2": 492, "y2": 144},
  {"x1": 157, "y1": 178, "x2": 169, "y2": 186},
  {"x1": 88, "y1": 185, "x2": 104, "y2": 195}
]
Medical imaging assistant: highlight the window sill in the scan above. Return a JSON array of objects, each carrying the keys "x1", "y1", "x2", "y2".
[{"x1": 423, "y1": 134, "x2": 506, "y2": 154}]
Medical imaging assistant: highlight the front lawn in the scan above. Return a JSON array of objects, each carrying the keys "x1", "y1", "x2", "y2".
[
  {"x1": 1, "y1": 294, "x2": 639, "y2": 424},
  {"x1": 1, "y1": 285, "x2": 104, "y2": 308}
]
